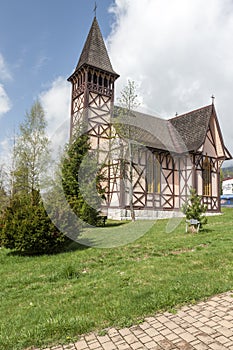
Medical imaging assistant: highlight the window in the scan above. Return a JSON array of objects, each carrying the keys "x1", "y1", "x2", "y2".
[
  {"x1": 203, "y1": 156, "x2": 211, "y2": 196},
  {"x1": 146, "y1": 152, "x2": 160, "y2": 193}
]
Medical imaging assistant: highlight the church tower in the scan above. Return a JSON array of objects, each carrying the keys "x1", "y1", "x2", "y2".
[
  {"x1": 67, "y1": 16, "x2": 120, "y2": 211},
  {"x1": 67, "y1": 17, "x2": 119, "y2": 139}
]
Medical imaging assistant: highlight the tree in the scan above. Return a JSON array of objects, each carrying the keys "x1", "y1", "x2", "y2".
[
  {"x1": 0, "y1": 165, "x2": 9, "y2": 244},
  {"x1": 0, "y1": 192, "x2": 70, "y2": 254},
  {"x1": 0, "y1": 101, "x2": 70, "y2": 254},
  {"x1": 182, "y1": 187, "x2": 207, "y2": 231},
  {"x1": 117, "y1": 80, "x2": 140, "y2": 221},
  {"x1": 0, "y1": 165, "x2": 8, "y2": 212},
  {"x1": 13, "y1": 100, "x2": 49, "y2": 200},
  {"x1": 61, "y1": 130, "x2": 104, "y2": 227}
]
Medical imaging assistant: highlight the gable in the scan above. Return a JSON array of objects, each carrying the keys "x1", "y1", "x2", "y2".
[
  {"x1": 199, "y1": 109, "x2": 232, "y2": 160},
  {"x1": 169, "y1": 105, "x2": 212, "y2": 152}
]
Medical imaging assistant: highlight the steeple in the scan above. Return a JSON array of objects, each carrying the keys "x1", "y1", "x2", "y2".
[
  {"x1": 69, "y1": 17, "x2": 119, "y2": 79},
  {"x1": 68, "y1": 17, "x2": 119, "y2": 138}
]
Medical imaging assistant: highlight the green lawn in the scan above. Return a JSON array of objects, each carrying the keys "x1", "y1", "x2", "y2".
[{"x1": 1, "y1": 208, "x2": 233, "y2": 350}]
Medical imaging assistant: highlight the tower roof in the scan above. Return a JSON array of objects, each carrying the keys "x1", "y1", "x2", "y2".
[{"x1": 75, "y1": 17, "x2": 119, "y2": 76}]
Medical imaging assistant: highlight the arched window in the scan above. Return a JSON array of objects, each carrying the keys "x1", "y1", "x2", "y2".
[
  {"x1": 93, "y1": 73, "x2": 97, "y2": 84},
  {"x1": 146, "y1": 152, "x2": 161, "y2": 193},
  {"x1": 88, "y1": 71, "x2": 92, "y2": 83},
  {"x1": 203, "y1": 156, "x2": 211, "y2": 196},
  {"x1": 104, "y1": 77, "x2": 108, "y2": 88}
]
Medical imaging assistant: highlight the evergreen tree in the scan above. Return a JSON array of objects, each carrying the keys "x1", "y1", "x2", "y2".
[
  {"x1": 61, "y1": 131, "x2": 103, "y2": 227},
  {"x1": 182, "y1": 188, "x2": 207, "y2": 230},
  {"x1": 1, "y1": 192, "x2": 69, "y2": 254}
]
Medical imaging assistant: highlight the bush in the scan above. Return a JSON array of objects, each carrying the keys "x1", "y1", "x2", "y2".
[
  {"x1": 182, "y1": 188, "x2": 207, "y2": 229},
  {"x1": 0, "y1": 194, "x2": 70, "y2": 255}
]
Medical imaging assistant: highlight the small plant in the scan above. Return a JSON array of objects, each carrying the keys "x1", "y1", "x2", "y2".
[
  {"x1": 97, "y1": 329, "x2": 108, "y2": 337},
  {"x1": 182, "y1": 188, "x2": 207, "y2": 231}
]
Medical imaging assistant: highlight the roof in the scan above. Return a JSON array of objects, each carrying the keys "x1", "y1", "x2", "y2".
[
  {"x1": 169, "y1": 105, "x2": 213, "y2": 152},
  {"x1": 113, "y1": 107, "x2": 187, "y2": 154},
  {"x1": 75, "y1": 17, "x2": 118, "y2": 76},
  {"x1": 223, "y1": 177, "x2": 233, "y2": 182},
  {"x1": 113, "y1": 104, "x2": 230, "y2": 158}
]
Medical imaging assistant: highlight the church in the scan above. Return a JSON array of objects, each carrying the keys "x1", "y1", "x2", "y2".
[{"x1": 67, "y1": 16, "x2": 232, "y2": 220}]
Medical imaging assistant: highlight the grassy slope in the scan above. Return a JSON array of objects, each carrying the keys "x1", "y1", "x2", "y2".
[{"x1": 1, "y1": 208, "x2": 233, "y2": 350}]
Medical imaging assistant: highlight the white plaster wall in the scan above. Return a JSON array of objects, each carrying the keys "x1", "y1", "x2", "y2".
[{"x1": 222, "y1": 178, "x2": 233, "y2": 194}]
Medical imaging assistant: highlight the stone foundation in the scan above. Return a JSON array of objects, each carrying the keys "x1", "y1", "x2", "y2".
[
  {"x1": 107, "y1": 208, "x2": 222, "y2": 220},
  {"x1": 107, "y1": 208, "x2": 184, "y2": 220}
]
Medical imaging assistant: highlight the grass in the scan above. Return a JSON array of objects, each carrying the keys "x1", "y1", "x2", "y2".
[{"x1": 1, "y1": 208, "x2": 233, "y2": 350}]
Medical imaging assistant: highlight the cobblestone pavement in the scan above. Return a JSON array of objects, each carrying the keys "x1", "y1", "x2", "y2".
[{"x1": 38, "y1": 291, "x2": 233, "y2": 350}]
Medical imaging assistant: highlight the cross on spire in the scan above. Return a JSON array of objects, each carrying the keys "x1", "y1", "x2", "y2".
[
  {"x1": 93, "y1": 2, "x2": 97, "y2": 17},
  {"x1": 211, "y1": 94, "x2": 215, "y2": 105}
]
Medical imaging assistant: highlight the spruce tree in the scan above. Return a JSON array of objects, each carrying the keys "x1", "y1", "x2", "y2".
[
  {"x1": 182, "y1": 187, "x2": 207, "y2": 230},
  {"x1": 61, "y1": 131, "x2": 103, "y2": 227}
]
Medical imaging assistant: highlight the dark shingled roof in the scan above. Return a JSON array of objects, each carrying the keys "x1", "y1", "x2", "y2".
[
  {"x1": 113, "y1": 105, "x2": 220, "y2": 155},
  {"x1": 169, "y1": 105, "x2": 213, "y2": 152},
  {"x1": 113, "y1": 107, "x2": 182, "y2": 153},
  {"x1": 76, "y1": 17, "x2": 118, "y2": 76}
]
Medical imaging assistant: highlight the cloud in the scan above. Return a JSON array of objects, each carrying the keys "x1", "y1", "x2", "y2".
[
  {"x1": 108, "y1": 0, "x2": 233, "y2": 154},
  {"x1": 40, "y1": 76, "x2": 70, "y2": 133},
  {"x1": 0, "y1": 84, "x2": 12, "y2": 116},
  {"x1": 0, "y1": 54, "x2": 12, "y2": 81},
  {"x1": 0, "y1": 54, "x2": 12, "y2": 117},
  {"x1": 39, "y1": 76, "x2": 71, "y2": 155}
]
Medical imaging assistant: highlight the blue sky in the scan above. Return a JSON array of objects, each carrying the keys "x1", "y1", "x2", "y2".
[
  {"x1": 1, "y1": 0, "x2": 233, "y2": 167},
  {"x1": 0, "y1": 0, "x2": 113, "y2": 144}
]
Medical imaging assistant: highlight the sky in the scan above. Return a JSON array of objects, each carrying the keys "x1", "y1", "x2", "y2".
[{"x1": 1, "y1": 0, "x2": 233, "y2": 167}]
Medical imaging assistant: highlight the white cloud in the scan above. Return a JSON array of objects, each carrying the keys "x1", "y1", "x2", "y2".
[
  {"x1": 0, "y1": 84, "x2": 11, "y2": 116},
  {"x1": 0, "y1": 53, "x2": 12, "y2": 81},
  {"x1": 108, "y1": 0, "x2": 233, "y2": 155},
  {"x1": 0, "y1": 54, "x2": 12, "y2": 117},
  {"x1": 40, "y1": 76, "x2": 70, "y2": 134},
  {"x1": 39, "y1": 76, "x2": 71, "y2": 155}
]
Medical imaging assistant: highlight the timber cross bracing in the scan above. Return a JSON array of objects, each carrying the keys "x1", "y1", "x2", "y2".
[{"x1": 67, "y1": 16, "x2": 232, "y2": 219}]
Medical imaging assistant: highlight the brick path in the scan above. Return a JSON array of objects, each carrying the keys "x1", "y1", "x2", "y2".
[{"x1": 38, "y1": 291, "x2": 233, "y2": 350}]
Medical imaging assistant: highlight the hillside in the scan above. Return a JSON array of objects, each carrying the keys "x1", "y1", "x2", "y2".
[{"x1": 222, "y1": 166, "x2": 233, "y2": 179}]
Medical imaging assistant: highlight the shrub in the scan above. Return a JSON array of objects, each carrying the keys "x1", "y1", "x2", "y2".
[
  {"x1": 0, "y1": 193, "x2": 70, "y2": 255},
  {"x1": 182, "y1": 188, "x2": 207, "y2": 229}
]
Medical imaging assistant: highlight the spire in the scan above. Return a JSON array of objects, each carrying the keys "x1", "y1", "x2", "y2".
[
  {"x1": 93, "y1": 2, "x2": 97, "y2": 17},
  {"x1": 75, "y1": 17, "x2": 119, "y2": 76}
]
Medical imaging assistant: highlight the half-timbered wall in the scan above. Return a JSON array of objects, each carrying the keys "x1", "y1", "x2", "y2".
[
  {"x1": 109, "y1": 145, "x2": 187, "y2": 211},
  {"x1": 177, "y1": 155, "x2": 193, "y2": 208},
  {"x1": 194, "y1": 154, "x2": 220, "y2": 211}
]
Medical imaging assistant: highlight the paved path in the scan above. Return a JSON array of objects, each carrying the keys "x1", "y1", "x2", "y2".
[{"x1": 39, "y1": 291, "x2": 233, "y2": 350}]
